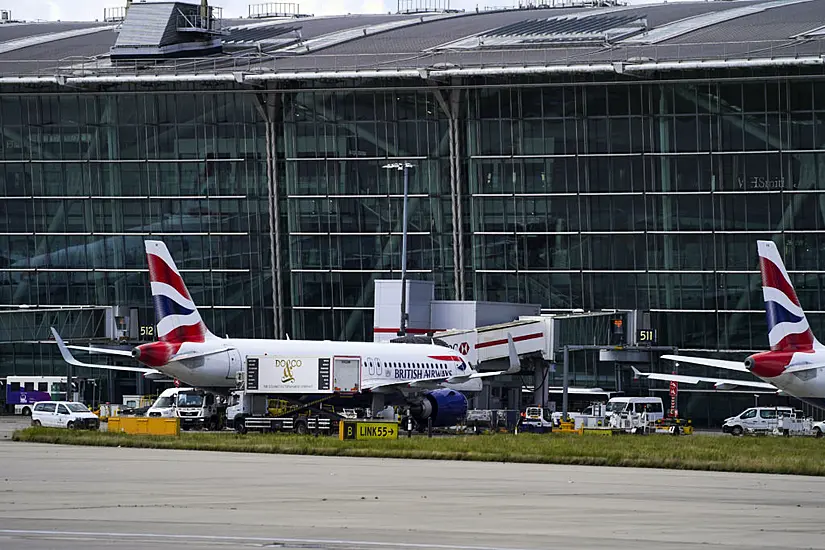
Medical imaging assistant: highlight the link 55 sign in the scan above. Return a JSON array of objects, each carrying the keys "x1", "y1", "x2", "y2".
[{"x1": 339, "y1": 421, "x2": 399, "y2": 440}]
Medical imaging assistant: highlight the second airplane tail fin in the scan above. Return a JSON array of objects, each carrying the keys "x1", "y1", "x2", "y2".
[
  {"x1": 145, "y1": 240, "x2": 217, "y2": 344},
  {"x1": 757, "y1": 240, "x2": 820, "y2": 352}
]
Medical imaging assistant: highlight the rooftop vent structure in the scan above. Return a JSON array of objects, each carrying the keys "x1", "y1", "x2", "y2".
[
  {"x1": 484, "y1": 0, "x2": 621, "y2": 8},
  {"x1": 222, "y1": 23, "x2": 303, "y2": 51},
  {"x1": 247, "y1": 2, "x2": 312, "y2": 18},
  {"x1": 110, "y1": 0, "x2": 227, "y2": 60},
  {"x1": 397, "y1": 0, "x2": 458, "y2": 14},
  {"x1": 104, "y1": 6, "x2": 127, "y2": 22},
  {"x1": 440, "y1": 12, "x2": 646, "y2": 49}
]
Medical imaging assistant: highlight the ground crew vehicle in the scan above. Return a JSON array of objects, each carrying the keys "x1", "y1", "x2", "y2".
[
  {"x1": 146, "y1": 387, "x2": 224, "y2": 430},
  {"x1": 516, "y1": 407, "x2": 554, "y2": 434},
  {"x1": 722, "y1": 406, "x2": 795, "y2": 435},
  {"x1": 31, "y1": 401, "x2": 99, "y2": 430},
  {"x1": 227, "y1": 390, "x2": 343, "y2": 434},
  {"x1": 604, "y1": 397, "x2": 665, "y2": 423}
]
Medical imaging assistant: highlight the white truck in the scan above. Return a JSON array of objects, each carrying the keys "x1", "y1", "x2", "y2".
[
  {"x1": 146, "y1": 387, "x2": 225, "y2": 431},
  {"x1": 227, "y1": 354, "x2": 360, "y2": 434}
]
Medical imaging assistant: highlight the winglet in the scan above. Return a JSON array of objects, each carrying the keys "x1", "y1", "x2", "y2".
[
  {"x1": 631, "y1": 366, "x2": 642, "y2": 378},
  {"x1": 51, "y1": 327, "x2": 84, "y2": 367},
  {"x1": 506, "y1": 333, "x2": 521, "y2": 374},
  {"x1": 50, "y1": 326, "x2": 156, "y2": 374}
]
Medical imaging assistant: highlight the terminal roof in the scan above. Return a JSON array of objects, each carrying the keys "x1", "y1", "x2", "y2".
[{"x1": 0, "y1": 0, "x2": 824, "y2": 82}]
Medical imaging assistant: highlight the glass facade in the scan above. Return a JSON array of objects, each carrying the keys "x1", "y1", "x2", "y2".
[{"x1": 2, "y1": 74, "x2": 825, "y2": 408}]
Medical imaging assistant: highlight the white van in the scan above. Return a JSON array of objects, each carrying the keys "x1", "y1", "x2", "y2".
[
  {"x1": 722, "y1": 406, "x2": 795, "y2": 435},
  {"x1": 31, "y1": 401, "x2": 100, "y2": 430},
  {"x1": 604, "y1": 397, "x2": 665, "y2": 423}
]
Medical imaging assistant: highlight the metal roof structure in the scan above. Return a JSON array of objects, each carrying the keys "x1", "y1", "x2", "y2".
[{"x1": 0, "y1": 0, "x2": 823, "y2": 84}]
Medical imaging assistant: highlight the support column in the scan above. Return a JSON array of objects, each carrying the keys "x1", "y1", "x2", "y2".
[
  {"x1": 254, "y1": 91, "x2": 284, "y2": 339},
  {"x1": 433, "y1": 86, "x2": 465, "y2": 301},
  {"x1": 657, "y1": 86, "x2": 676, "y2": 310},
  {"x1": 533, "y1": 360, "x2": 550, "y2": 408}
]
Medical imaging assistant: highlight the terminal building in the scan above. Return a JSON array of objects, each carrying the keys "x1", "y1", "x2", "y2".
[{"x1": 1, "y1": 0, "x2": 825, "y2": 423}]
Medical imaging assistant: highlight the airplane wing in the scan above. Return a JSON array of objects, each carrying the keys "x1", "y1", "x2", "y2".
[
  {"x1": 51, "y1": 327, "x2": 159, "y2": 375},
  {"x1": 68, "y1": 344, "x2": 134, "y2": 357},
  {"x1": 660, "y1": 354, "x2": 749, "y2": 372},
  {"x1": 363, "y1": 375, "x2": 452, "y2": 392},
  {"x1": 631, "y1": 367, "x2": 778, "y2": 391}
]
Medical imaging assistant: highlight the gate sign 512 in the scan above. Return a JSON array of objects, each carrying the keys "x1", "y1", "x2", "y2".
[{"x1": 637, "y1": 329, "x2": 657, "y2": 345}]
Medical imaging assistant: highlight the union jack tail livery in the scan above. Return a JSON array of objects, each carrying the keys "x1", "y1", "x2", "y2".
[
  {"x1": 758, "y1": 240, "x2": 821, "y2": 352},
  {"x1": 145, "y1": 240, "x2": 216, "y2": 345}
]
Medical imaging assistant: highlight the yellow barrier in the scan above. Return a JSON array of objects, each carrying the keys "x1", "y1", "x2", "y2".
[
  {"x1": 107, "y1": 417, "x2": 180, "y2": 437},
  {"x1": 582, "y1": 428, "x2": 614, "y2": 436}
]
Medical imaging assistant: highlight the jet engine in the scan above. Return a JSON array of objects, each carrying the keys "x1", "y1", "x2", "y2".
[
  {"x1": 131, "y1": 341, "x2": 176, "y2": 368},
  {"x1": 408, "y1": 389, "x2": 468, "y2": 428}
]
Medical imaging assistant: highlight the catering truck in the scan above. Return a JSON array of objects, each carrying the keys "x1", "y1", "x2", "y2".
[{"x1": 226, "y1": 355, "x2": 360, "y2": 434}]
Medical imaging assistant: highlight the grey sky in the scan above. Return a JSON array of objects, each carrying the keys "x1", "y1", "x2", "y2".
[{"x1": 15, "y1": 0, "x2": 669, "y2": 22}]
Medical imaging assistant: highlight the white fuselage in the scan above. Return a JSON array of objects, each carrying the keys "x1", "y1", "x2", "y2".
[
  {"x1": 762, "y1": 372, "x2": 825, "y2": 402},
  {"x1": 754, "y1": 349, "x2": 825, "y2": 404},
  {"x1": 156, "y1": 338, "x2": 482, "y2": 393}
]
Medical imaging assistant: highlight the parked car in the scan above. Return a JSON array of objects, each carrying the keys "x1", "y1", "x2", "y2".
[{"x1": 31, "y1": 401, "x2": 100, "y2": 430}]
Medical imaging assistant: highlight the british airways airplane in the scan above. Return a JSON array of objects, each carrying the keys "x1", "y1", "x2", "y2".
[
  {"x1": 633, "y1": 240, "x2": 825, "y2": 410},
  {"x1": 52, "y1": 240, "x2": 520, "y2": 426}
]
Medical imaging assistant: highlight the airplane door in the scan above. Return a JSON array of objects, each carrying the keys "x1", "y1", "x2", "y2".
[
  {"x1": 226, "y1": 349, "x2": 242, "y2": 381},
  {"x1": 333, "y1": 357, "x2": 360, "y2": 394}
]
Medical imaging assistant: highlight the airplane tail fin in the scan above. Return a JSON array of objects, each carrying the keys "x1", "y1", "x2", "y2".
[
  {"x1": 757, "y1": 240, "x2": 820, "y2": 352},
  {"x1": 144, "y1": 240, "x2": 217, "y2": 344}
]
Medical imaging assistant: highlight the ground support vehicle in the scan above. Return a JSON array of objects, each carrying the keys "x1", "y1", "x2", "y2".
[
  {"x1": 722, "y1": 407, "x2": 796, "y2": 436},
  {"x1": 767, "y1": 414, "x2": 825, "y2": 437},
  {"x1": 146, "y1": 387, "x2": 225, "y2": 430},
  {"x1": 651, "y1": 417, "x2": 693, "y2": 435},
  {"x1": 516, "y1": 407, "x2": 554, "y2": 434},
  {"x1": 31, "y1": 401, "x2": 99, "y2": 430},
  {"x1": 228, "y1": 391, "x2": 344, "y2": 435}
]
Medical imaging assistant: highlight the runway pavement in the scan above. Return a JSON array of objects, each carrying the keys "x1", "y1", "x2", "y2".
[{"x1": 1, "y1": 441, "x2": 824, "y2": 550}]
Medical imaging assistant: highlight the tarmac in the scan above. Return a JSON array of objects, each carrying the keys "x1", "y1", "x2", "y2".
[{"x1": 1, "y1": 440, "x2": 825, "y2": 550}]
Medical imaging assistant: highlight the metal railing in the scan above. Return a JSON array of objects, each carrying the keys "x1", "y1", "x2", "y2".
[{"x1": 0, "y1": 39, "x2": 821, "y2": 79}]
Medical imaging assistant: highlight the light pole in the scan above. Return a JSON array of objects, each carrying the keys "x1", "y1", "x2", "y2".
[{"x1": 382, "y1": 162, "x2": 415, "y2": 337}]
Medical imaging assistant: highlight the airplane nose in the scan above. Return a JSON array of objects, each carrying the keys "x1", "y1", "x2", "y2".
[{"x1": 131, "y1": 348, "x2": 141, "y2": 359}]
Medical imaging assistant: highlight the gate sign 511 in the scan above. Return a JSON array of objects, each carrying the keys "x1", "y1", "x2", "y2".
[{"x1": 637, "y1": 329, "x2": 657, "y2": 345}]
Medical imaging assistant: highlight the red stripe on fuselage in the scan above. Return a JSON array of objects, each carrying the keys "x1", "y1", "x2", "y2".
[
  {"x1": 147, "y1": 253, "x2": 191, "y2": 301},
  {"x1": 476, "y1": 332, "x2": 543, "y2": 349},
  {"x1": 428, "y1": 355, "x2": 463, "y2": 362},
  {"x1": 373, "y1": 327, "x2": 443, "y2": 334},
  {"x1": 760, "y1": 257, "x2": 800, "y2": 307}
]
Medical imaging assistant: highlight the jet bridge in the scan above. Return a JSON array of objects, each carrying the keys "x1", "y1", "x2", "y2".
[{"x1": 433, "y1": 319, "x2": 547, "y2": 368}]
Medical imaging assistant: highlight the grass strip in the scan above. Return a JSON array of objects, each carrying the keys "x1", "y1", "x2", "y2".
[{"x1": 13, "y1": 427, "x2": 825, "y2": 476}]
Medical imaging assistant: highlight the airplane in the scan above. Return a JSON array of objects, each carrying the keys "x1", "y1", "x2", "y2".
[
  {"x1": 51, "y1": 240, "x2": 522, "y2": 428},
  {"x1": 632, "y1": 240, "x2": 825, "y2": 410}
]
